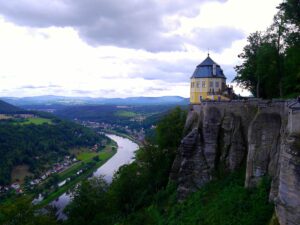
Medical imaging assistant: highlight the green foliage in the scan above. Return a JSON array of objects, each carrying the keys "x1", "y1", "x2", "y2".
[
  {"x1": 0, "y1": 196, "x2": 57, "y2": 225},
  {"x1": 15, "y1": 117, "x2": 53, "y2": 125},
  {"x1": 0, "y1": 100, "x2": 21, "y2": 113},
  {"x1": 65, "y1": 178, "x2": 109, "y2": 225},
  {"x1": 155, "y1": 107, "x2": 187, "y2": 150},
  {"x1": 83, "y1": 171, "x2": 273, "y2": 225},
  {"x1": 114, "y1": 110, "x2": 137, "y2": 118},
  {"x1": 122, "y1": 171, "x2": 273, "y2": 225},
  {"x1": 278, "y1": 0, "x2": 300, "y2": 27},
  {"x1": 0, "y1": 120, "x2": 103, "y2": 185}
]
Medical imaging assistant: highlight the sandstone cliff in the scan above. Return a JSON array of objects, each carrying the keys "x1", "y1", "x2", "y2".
[{"x1": 170, "y1": 100, "x2": 300, "y2": 225}]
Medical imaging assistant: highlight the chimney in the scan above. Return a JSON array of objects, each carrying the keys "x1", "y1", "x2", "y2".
[{"x1": 213, "y1": 64, "x2": 216, "y2": 76}]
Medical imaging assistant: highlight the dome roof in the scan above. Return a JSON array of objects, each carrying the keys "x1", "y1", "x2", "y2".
[{"x1": 191, "y1": 55, "x2": 226, "y2": 79}]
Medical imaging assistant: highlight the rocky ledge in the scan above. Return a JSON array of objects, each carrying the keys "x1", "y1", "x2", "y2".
[{"x1": 170, "y1": 100, "x2": 300, "y2": 225}]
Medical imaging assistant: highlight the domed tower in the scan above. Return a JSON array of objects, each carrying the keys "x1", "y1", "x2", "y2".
[{"x1": 190, "y1": 54, "x2": 228, "y2": 104}]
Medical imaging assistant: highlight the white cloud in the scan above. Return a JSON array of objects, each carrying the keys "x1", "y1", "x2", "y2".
[{"x1": 0, "y1": 0, "x2": 282, "y2": 98}]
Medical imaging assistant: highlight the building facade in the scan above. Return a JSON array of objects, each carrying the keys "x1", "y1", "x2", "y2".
[{"x1": 190, "y1": 54, "x2": 229, "y2": 104}]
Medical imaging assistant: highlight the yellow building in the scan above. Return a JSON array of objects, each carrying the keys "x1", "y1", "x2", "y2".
[{"x1": 190, "y1": 54, "x2": 229, "y2": 104}]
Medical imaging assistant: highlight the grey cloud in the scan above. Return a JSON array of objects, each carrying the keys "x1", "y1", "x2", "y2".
[
  {"x1": 145, "y1": 87, "x2": 169, "y2": 92},
  {"x1": 71, "y1": 90, "x2": 94, "y2": 95},
  {"x1": 20, "y1": 84, "x2": 61, "y2": 89},
  {"x1": 190, "y1": 27, "x2": 245, "y2": 52},
  {"x1": 72, "y1": 89, "x2": 118, "y2": 96},
  {"x1": 128, "y1": 57, "x2": 237, "y2": 84},
  {"x1": 128, "y1": 58, "x2": 199, "y2": 82},
  {"x1": 0, "y1": 0, "x2": 235, "y2": 52}
]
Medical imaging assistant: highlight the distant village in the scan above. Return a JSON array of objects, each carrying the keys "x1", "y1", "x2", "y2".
[
  {"x1": 79, "y1": 120, "x2": 146, "y2": 143},
  {"x1": 0, "y1": 113, "x2": 36, "y2": 120},
  {"x1": 0, "y1": 141, "x2": 105, "y2": 197},
  {"x1": 0, "y1": 155, "x2": 78, "y2": 196}
]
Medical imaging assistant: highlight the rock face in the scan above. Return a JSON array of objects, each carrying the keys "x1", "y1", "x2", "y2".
[
  {"x1": 276, "y1": 134, "x2": 300, "y2": 225},
  {"x1": 245, "y1": 112, "x2": 282, "y2": 201},
  {"x1": 219, "y1": 112, "x2": 246, "y2": 171},
  {"x1": 171, "y1": 100, "x2": 300, "y2": 225},
  {"x1": 171, "y1": 103, "x2": 255, "y2": 199}
]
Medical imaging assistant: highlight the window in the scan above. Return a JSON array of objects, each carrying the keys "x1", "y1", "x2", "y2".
[
  {"x1": 196, "y1": 82, "x2": 200, "y2": 88},
  {"x1": 191, "y1": 82, "x2": 194, "y2": 88},
  {"x1": 215, "y1": 81, "x2": 219, "y2": 88},
  {"x1": 202, "y1": 81, "x2": 206, "y2": 87},
  {"x1": 210, "y1": 81, "x2": 213, "y2": 87},
  {"x1": 222, "y1": 82, "x2": 226, "y2": 89}
]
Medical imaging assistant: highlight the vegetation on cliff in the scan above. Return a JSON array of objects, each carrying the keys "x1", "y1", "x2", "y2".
[
  {"x1": 234, "y1": 0, "x2": 300, "y2": 98},
  {"x1": 0, "y1": 107, "x2": 275, "y2": 225}
]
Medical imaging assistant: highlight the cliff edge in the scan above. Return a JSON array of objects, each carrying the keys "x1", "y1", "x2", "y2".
[{"x1": 170, "y1": 100, "x2": 300, "y2": 225}]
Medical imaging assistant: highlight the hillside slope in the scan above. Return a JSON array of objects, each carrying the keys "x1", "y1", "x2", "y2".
[{"x1": 0, "y1": 100, "x2": 22, "y2": 113}]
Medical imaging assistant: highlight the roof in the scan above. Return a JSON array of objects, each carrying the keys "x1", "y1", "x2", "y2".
[{"x1": 191, "y1": 54, "x2": 226, "y2": 79}]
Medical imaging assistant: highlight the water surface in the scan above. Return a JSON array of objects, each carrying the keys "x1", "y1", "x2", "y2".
[{"x1": 51, "y1": 134, "x2": 138, "y2": 220}]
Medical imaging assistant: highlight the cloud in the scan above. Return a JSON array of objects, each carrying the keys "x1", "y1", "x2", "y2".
[
  {"x1": 127, "y1": 58, "x2": 199, "y2": 82},
  {"x1": 190, "y1": 27, "x2": 245, "y2": 52},
  {"x1": 20, "y1": 84, "x2": 61, "y2": 89},
  {"x1": 221, "y1": 64, "x2": 236, "y2": 82},
  {"x1": 0, "y1": 0, "x2": 239, "y2": 52}
]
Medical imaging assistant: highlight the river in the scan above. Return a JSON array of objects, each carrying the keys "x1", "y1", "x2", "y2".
[{"x1": 50, "y1": 134, "x2": 139, "y2": 220}]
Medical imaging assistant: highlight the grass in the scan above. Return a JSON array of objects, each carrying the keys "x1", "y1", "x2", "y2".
[
  {"x1": 58, "y1": 162, "x2": 84, "y2": 182},
  {"x1": 16, "y1": 117, "x2": 52, "y2": 125},
  {"x1": 115, "y1": 110, "x2": 137, "y2": 118},
  {"x1": 11, "y1": 165, "x2": 32, "y2": 184},
  {"x1": 77, "y1": 152, "x2": 98, "y2": 162}
]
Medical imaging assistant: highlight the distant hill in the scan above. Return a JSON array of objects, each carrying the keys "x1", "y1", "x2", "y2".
[
  {"x1": 0, "y1": 99, "x2": 22, "y2": 113},
  {"x1": 54, "y1": 104, "x2": 180, "y2": 129},
  {"x1": 2, "y1": 95, "x2": 189, "y2": 106}
]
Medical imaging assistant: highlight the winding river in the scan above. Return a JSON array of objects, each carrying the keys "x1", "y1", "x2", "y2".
[{"x1": 50, "y1": 134, "x2": 139, "y2": 220}]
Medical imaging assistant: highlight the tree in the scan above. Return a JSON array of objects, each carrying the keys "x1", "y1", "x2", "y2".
[
  {"x1": 234, "y1": 32, "x2": 264, "y2": 97},
  {"x1": 278, "y1": 0, "x2": 300, "y2": 28},
  {"x1": 155, "y1": 107, "x2": 187, "y2": 150},
  {"x1": 0, "y1": 196, "x2": 58, "y2": 225},
  {"x1": 65, "y1": 177, "x2": 109, "y2": 225},
  {"x1": 234, "y1": 4, "x2": 300, "y2": 99}
]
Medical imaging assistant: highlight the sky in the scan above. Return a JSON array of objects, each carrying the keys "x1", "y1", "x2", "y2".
[{"x1": 0, "y1": 0, "x2": 282, "y2": 98}]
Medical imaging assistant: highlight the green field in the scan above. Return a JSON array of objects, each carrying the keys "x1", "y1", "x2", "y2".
[
  {"x1": 16, "y1": 117, "x2": 52, "y2": 125},
  {"x1": 77, "y1": 152, "x2": 98, "y2": 162},
  {"x1": 115, "y1": 110, "x2": 137, "y2": 117}
]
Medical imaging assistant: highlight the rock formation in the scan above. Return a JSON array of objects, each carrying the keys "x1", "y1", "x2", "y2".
[{"x1": 171, "y1": 100, "x2": 300, "y2": 224}]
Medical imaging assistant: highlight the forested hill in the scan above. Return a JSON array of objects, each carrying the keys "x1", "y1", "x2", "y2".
[
  {"x1": 0, "y1": 100, "x2": 22, "y2": 113},
  {"x1": 0, "y1": 117, "x2": 104, "y2": 185}
]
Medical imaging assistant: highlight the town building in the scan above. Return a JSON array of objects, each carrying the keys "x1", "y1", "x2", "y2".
[{"x1": 190, "y1": 54, "x2": 232, "y2": 104}]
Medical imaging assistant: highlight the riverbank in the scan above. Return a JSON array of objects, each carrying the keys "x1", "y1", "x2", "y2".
[
  {"x1": 37, "y1": 141, "x2": 117, "y2": 207},
  {"x1": 51, "y1": 134, "x2": 139, "y2": 220},
  {"x1": 103, "y1": 129, "x2": 142, "y2": 146}
]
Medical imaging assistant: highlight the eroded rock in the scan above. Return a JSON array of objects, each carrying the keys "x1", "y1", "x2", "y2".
[{"x1": 276, "y1": 133, "x2": 300, "y2": 225}]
